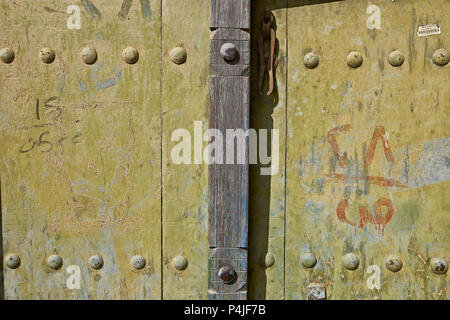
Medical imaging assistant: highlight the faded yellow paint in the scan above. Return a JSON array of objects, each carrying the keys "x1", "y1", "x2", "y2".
[
  {"x1": 0, "y1": 0, "x2": 163, "y2": 299},
  {"x1": 285, "y1": 0, "x2": 449, "y2": 299},
  {"x1": 1, "y1": 0, "x2": 448, "y2": 300},
  {"x1": 1, "y1": 0, "x2": 212, "y2": 300},
  {"x1": 161, "y1": 0, "x2": 210, "y2": 299}
]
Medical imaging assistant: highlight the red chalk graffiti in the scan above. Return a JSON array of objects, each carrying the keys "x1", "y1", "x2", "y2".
[
  {"x1": 326, "y1": 125, "x2": 404, "y2": 235},
  {"x1": 336, "y1": 198, "x2": 394, "y2": 235}
]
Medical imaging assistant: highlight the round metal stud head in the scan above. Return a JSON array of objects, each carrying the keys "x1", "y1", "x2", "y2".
[
  {"x1": 388, "y1": 50, "x2": 405, "y2": 67},
  {"x1": 169, "y1": 46, "x2": 187, "y2": 65},
  {"x1": 342, "y1": 253, "x2": 359, "y2": 270},
  {"x1": 432, "y1": 48, "x2": 449, "y2": 66},
  {"x1": 346, "y1": 51, "x2": 363, "y2": 68},
  {"x1": 47, "y1": 254, "x2": 63, "y2": 270},
  {"x1": 39, "y1": 47, "x2": 56, "y2": 64},
  {"x1": 5, "y1": 253, "x2": 21, "y2": 269},
  {"x1": 430, "y1": 258, "x2": 448, "y2": 274},
  {"x1": 122, "y1": 46, "x2": 139, "y2": 64},
  {"x1": 130, "y1": 255, "x2": 146, "y2": 270},
  {"x1": 173, "y1": 255, "x2": 188, "y2": 271},
  {"x1": 385, "y1": 255, "x2": 403, "y2": 272},
  {"x1": 264, "y1": 252, "x2": 275, "y2": 268},
  {"x1": 220, "y1": 43, "x2": 238, "y2": 62},
  {"x1": 304, "y1": 52, "x2": 319, "y2": 69},
  {"x1": 89, "y1": 255, "x2": 104, "y2": 270},
  {"x1": 218, "y1": 266, "x2": 237, "y2": 284},
  {"x1": 0, "y1": 47, "x2": 15, "y2": 64},
  {"x1": 81, "y1": 46, "x2": 97, "y2": 65},
  {"x1": 301, "y1": 252, "x2": 317, "y2": 268}
]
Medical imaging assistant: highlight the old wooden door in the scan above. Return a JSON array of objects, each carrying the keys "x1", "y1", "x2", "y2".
[
  {"x1": 249, "y1": 0, "x2": 449, "y2": 299},
  {"x1": 0, "y1": 0, "x2": 210, "y2": 299},
  {"x1": 1, "y1": 0, "x2": 448, "y2": 300}
]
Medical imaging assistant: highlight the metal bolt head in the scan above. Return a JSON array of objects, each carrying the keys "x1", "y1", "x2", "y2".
[
  {"x1": 5, "y1": 253, "x2": 20, "y2": 269},
  {"x1": 130, "y1": 255, "x2": 146, "y2": 270},
  {"x1": 220, "y1": 43, "x2": 238, "y2": 62},
  {"x1": 122, "y1": 46, "x2": 139, "y2": 64},
  {"x1": 342, "y1": 253, "x2": 359, "y2": 270},
  {"x1": 264, "y1": 252, "x2": 275, "y2": 268},
  {"x1": 47, "y1": 254, "x2": 63, "y2": 270},
  {"x1": 430, "y1": 258, "x2": 448, "y2": 274},
  {"x1": 89, "y1": 255, "x2": 104, "y2": 270},
  {"x1": 304, "y1": 52, "x2": 319, "y2": 69},
  {"x1": 301, "y1": 252, "x2": 317, "y2": 268},
  {"x1": 39, "y1": 47, "x2": 56, "y2": 64},
  {"x1": 388, "y1": 50, "x2": 405, "y2": 67},
  {"x1": 81, "y1": 46, "x2": 97, "y2": 65},
  {"x1": 218, "y1": 266, "x2": 237, "y2": 284},
  {"x1": 172, "y1": 255, "x2": 188, "y2": 271},
  {"x1": 432, "y1": 48, "x2": 449, "y2": 66},
  {"x1": 385, "y1": 255, "x2": 403, "y2": 272},
  {"x1": 346, "y1": 51, "x2": 363, "y2": 68},
  {"x1": 169, "y1": 46, "x2": 187, "y2": 65},
  {"x1": 0, "y1": 47, "x2": 15, "y2": 64}
]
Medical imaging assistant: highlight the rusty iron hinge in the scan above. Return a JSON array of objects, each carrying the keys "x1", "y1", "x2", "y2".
[{"x1": 258, "y1": 9, "x2": 276, "y2": 96}]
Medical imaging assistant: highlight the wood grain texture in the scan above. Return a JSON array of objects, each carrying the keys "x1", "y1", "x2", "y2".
[
  {"x1": 209, "y1": 77, "x2": 249, "y2": 248},
  {"x1": 209, "y1": 0, "x2": 250, "y2": 299},
  {"x1": 211, "y1": 0, "x2": 250, "y2": 30},
  {"x1": 208, "y1": 247, "x2": 247, "y2": 300}
]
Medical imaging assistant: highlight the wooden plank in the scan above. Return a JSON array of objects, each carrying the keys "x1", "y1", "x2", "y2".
[
  {"x1": 161, "y1": 0, "x2": 211, "y2": 299},
  {"x1": 209, "y1": 247, "x2": 247, "y2": 300},
  {"x1": 286, "y1": 0, "x2": 449, "y2": 299},
  {"x1": 248, "y1": 1, "x2": 287, "y2": 300},
  {"x1": 208, "y1": 0, "x2": 250, "y2": 300},
  {"x1": 0, "y1": 0, "x2": 162, "y2": 299},
  {"x1": 209, "y1": 76, "x2": 249, "y2": 248},
  {"x1": 211, "y1": 0, "x2": 250, "y2": 30}
]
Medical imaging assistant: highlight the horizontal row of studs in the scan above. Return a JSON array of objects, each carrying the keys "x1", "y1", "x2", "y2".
[
  {"x1": 303, "y1": 48, "x2": 449, "y2": 69},
  {"x1": 0, "y1": 46, "x2": 188, "y2": 65},
  {"x1": 263, "y1": 252, "x2": 448, "y2": 274},
  {"x1": 4, "y1": 253, "x2": 189, "y2": 271}
]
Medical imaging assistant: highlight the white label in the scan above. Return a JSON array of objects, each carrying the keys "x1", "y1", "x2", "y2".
[
  {"x1": 366, "y1": 265, "x2": 381, "y2": 290},
  {"x1": 66, "y1": 265, "x2": 81, "y2": 289},
  {"x1": 67, "y1": 5, "x2": 81, "y2": 30},
  {"x1": 417, "y1": 24, "x2": 441, "y2": 37},
  {"x1": 366, "y1": 5, "x2": 381, "y2": 30}
]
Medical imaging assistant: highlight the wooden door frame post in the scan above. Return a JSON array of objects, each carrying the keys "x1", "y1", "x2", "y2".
[{"x1": 208, "y1": 0, "x2": 250, "y2": 300}]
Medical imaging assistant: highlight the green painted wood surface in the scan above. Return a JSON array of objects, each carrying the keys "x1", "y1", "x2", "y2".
[
  {"x1": 285, "y1": 0, "x2": 449, "y2": 299},
  {"x1": 248, "y1": 1, "x2": 287, "y2": 300},
  {"x1": 1, "y1": 0, "x2": 448, "y2": 300},
  {"x1": 161, "y1": 0, "x2": 210, "y2": 299},
  {"x1": 0, "y1": 0, "x2": 210, "y2": 299}
]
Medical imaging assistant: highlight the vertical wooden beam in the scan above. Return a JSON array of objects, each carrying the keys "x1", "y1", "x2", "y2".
[{"x1": 209, "y1": 0, "x2": 250, "y2": 300}]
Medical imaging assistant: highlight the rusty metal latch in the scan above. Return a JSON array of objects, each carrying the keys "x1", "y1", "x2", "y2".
[{"x1": 258, "y1": 9, "x2": 276, "y2": 96}]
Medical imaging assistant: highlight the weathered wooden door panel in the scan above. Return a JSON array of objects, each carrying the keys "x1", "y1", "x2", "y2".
[
  {"x1": 285, "y1": 0, "x2": 449, "y2": 299},
  {"x1": 2, "y1": 0, "x2": 448, "y2": 300},
  {"x1": 161, "y1": 0, "x2": 210, "y2": 299},
  {"x1": 0, "y1": 0, "x2": 163, "y2": 299},
  {"x1": 248, "y1": 0, "x2": 288, "y2": 300},
  {"x1": 0, "y1": 0, "x2": 211, "y2": 300}
]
